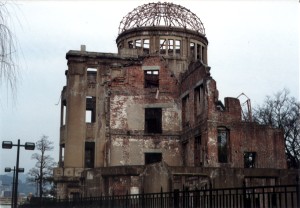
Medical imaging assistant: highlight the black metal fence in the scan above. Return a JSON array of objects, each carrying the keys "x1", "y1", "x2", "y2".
[{"x1": 20, "y1": 184, "x2": 299, "y2": 208}]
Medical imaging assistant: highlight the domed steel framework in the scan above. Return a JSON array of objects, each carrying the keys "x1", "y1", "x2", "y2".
[{"x1": 118, "y1": 2, "x2": 205, "y2": 35}]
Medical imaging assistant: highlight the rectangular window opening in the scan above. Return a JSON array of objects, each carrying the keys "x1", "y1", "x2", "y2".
[
  {"x1": 244, "y1": 152, "x2": 256, "y2": 168},
  {"x1": 128, "y1": 40, "x2": 134, "y2": 48},
  {"x1": 168, "y1": 39, "x2": 174, "y2": 55},
  {"x1": 194, "y1": 135, "x2": 202, "y2": 167},
  {"x1": 196, "y1": 44, "x2": 201, "y2": 60},
  {"x1": 145, "y1": 108, "x2": 162, "y2": 134},
  {"x1": 62, "y1": 100, "x2": 67, "y2": 126},
  {"x1": 175, "y1": 40, "x2": 181, "y2": 55},
  {"x1": 145, "y1": 153, "x2": 162, "y2": 165},
  {"x1": 85, "y1": 142, "x2": 95, "y2": 168},
  {"x1": 143, "y1": 39, "x2": 150, "y2": 54},
  {"x1": 87, "y1": 68, "x2": 97, "y2": 87},
  {"x1": 87, "y1": 68, "x2": 97, "y2": 74},
  {"x1": 144, "y1": 70, "x2": 159, "y2": 88},
  {"x1": 190, "y1": 42, "x2": 195, "y2": 60},
  {"x1": 182, "y1": 142, "x2": 188, "y2": 166},
  {"x1": 135, "y1": 39, "x2": 142, "y2": 48},
  {"x1": 86, "y1": 96, "x2": 96, "y2": 123},
  {"x1": 160, "y1": 39, "x2": 167, "y2": 54},
  {"x1": 202, "y1": 46, "x2": 205, "y2": 62},
  {"x1": 86, "y1": 110, "x2": 92, "y2": 123},
  {"x1": 218, "y1": 128, "x2": 228, "y2": 163},
  {"x1": 143, "y1": 39, "x2": 150, "y2": 48},
  {"x1": 60, "y1": 144, "x2": 65, "y2": 167},
  {"x1": 194, "y1": 85, "x2": 204, "y2": 119},
  {"x1": 182, "y1": 95, "x2": 190, "y2": 128}
]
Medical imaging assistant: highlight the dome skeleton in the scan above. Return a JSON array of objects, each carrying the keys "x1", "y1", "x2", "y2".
[{"x1": 118, "y1": 2, "x2": 205, "y2": 35}]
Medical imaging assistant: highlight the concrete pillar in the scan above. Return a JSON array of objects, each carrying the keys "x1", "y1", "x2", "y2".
[
  {"x1": 95, "y1": 80, "x2": 107, "y2": 167},
  {"x1": 64, "y1": 63, "x2": 86, "y2": 168},
  {"x1": 204, "y1": 46, "x2": 208, "y2": 64}
]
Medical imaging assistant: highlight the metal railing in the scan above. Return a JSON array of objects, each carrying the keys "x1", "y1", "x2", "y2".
[{"x1": 20, "y1": 184, "x2": 299, "y2": 208}]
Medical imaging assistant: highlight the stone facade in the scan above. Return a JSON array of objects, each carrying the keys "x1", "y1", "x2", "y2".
[{"x1": 53, "y1": 2, "x2": 298, "y2": 199}]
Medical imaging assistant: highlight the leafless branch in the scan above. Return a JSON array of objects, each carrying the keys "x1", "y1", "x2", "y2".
[{"x1": 253, "y1": 89, "x2": 300, "y2": 168}]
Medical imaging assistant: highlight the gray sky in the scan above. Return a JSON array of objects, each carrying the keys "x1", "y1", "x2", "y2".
[{"x1": 0, "y1": 0, "x2": 299, "y2": 175}]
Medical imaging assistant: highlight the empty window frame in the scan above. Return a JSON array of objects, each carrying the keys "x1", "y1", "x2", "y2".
[
  {"x1": 182, "y1": 142, "x2": 188, "y2": 166},
  {"x1": 160, "y1": 39, "x2": 167, "y2": 54},
  {"x1": 128, "y1": 40, "x2": 134, "y2": 48},
  {"x1": 194, "y1": 85, "x2": 205, "y2": 118},
  {"x1": 196, "y1": 44, "x2": 201, "y2": 60},
  {"x1": 168, "y1": 39, "x2": 174, "y2": 55},
  {"x1": 87, "y1": 68, "x2": 97, "y2": 87},
  {"x1": 175, "y1": 40, "x2": 181, "y2": 55},
  {"x1": 143, "y1": 39, "x2": 150, "y2": 54},
  {"x1": 202, "y1": 46, "x2": 205, "y2": 62},
  {"x1": 182, "y1": 95, "x2": 190, "y2": 127},
  {"x1": 144, "y1": 70, "x2": 159, "y2": 88},
  {"x1": 59, "y1": 144, "x2": 65, "y2": 167},
  {"x1": 217, "y1": 128, "x2": 229, "y2": 163},
  {"x1": 194, "y1": 135, "x2": 202, "y2": 166},
  {"x1": 87, "y1": 68, "x2": 97, "y2": 74},
  {"x1": 85, "y1": 142, "x2": 95, "y2": 168},
  {"x1": 190, "y1": 42, "x2": 195, "y2": 60},
  {"x1": 62, "y1": 100, "x2": 67, "y2": 126},
  {"x1": 160, "y1": 39, "x2": 181, "y2": 55},
  {"x1": 145, "y1": 108, "x2": 162, "y2": 133},
  {"x1": 135, "y1": 39, "x2": 142, "y2": 48},
  {"x1": 145, "y1": 153, "x2": 162, "y2": 165},
  {"x1": 190, "y1": 41, "x2": 205, "y2": 61},
  {"x1": 70, "y1": 192, "x2": 80, "y2": 200},
  {"x1": 244, "y1": 152, "x2": 256, "y2": 168},
  {"x1": 86, "y1": 96, "x2": 96, "y2": 123},
  {"x1": 216, "y1": 100, "x2": 225, "y2": 111}
]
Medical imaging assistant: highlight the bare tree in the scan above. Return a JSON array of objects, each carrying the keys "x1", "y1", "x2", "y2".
[
  {"x1": 0, "y1": 1, "x2": 19, "y2": 97},
  {"x1": 27, "y1": 135, "x2": 56, "y2": 200},
  {"x1": 253, "y1": 89, "x2": 300, "y2": 168}
]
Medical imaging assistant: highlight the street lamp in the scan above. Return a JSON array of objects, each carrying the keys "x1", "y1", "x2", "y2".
[
  {"x1": 2, "y1": 139, "x2": 35, "y2": 208},
  {"x1": 2, "y1": 141, "x2": 13, "y2": 149},
  {"x1": 5, "y1": 167, "x2": 24, "y2": 208}
]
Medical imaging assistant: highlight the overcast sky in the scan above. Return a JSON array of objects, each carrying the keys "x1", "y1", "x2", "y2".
[{"x1": 0, "y1": 0, "x2": 299, "y2": 175}]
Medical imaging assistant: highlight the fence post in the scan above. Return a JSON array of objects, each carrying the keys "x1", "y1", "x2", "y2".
[
  {"x1": 89, "y1": 194, "x2": 91, "y2": 206},
  {"x1": 126, "y1": 190, "x2": 129, "y2": 208},
  {"x1": 174, "y1": 189, "x2": 179, "y2": 208},
  {"x1": 194, "y1": 187, "x2": 199, "y2": 208},
  {"x1": 296, "y1": 176, "x2": 300, "y2": 208},
  {"x1": 209, "y1": 187, "x2": 212, "y2": 208},
  {"x1": 160, "y1": 187, "x2": 163, "y2": 208},
  {"x1": 111, "y1": 191, "x2": 114, "y2": 208},
  {"x1": 141, "y1": 188, "x2": 145, "y2": 208},
  {"x1": 242, "y1": 182, "x2": 245, "y2": 208},
  {"x1": 182, "y1": 185, "x2": 185, "y2": 208},
  {"x1": 243, "y1": 181, "x2": 248, "y2": 208}
]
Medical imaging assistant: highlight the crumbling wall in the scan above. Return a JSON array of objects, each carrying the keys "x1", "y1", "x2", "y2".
[
  {"x1": 142, "y1": 162, "x2": 171, "y2": 193},
  {"x1": 109, "y1": 56, "x2": 182, "y2": 167},
  {"x1": 179, "y1": 60, "x2": 286, "y2": 169},
  {"x1": 80, "y1": 164, "x2": 298, "y2": 197},
  {"x1": 110, "y1": 135, "x2": 181, "y2": 166}
]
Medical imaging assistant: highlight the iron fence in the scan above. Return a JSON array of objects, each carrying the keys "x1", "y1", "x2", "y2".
[{"x1": 20, "y1": 184, "x2": 299, "y2": 208}]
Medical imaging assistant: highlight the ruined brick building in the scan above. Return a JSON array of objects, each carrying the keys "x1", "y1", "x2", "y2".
[{"x1": 53, "y1": 2, "x2": 298, "y2": 199}]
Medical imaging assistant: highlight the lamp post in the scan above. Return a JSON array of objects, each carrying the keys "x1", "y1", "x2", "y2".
[
  {"x1": 5, "y1": 167, "x2": 24, "y2": 208},
  {"x1": 2, "y1": 139, "x2": 35, "y2": 208}
]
